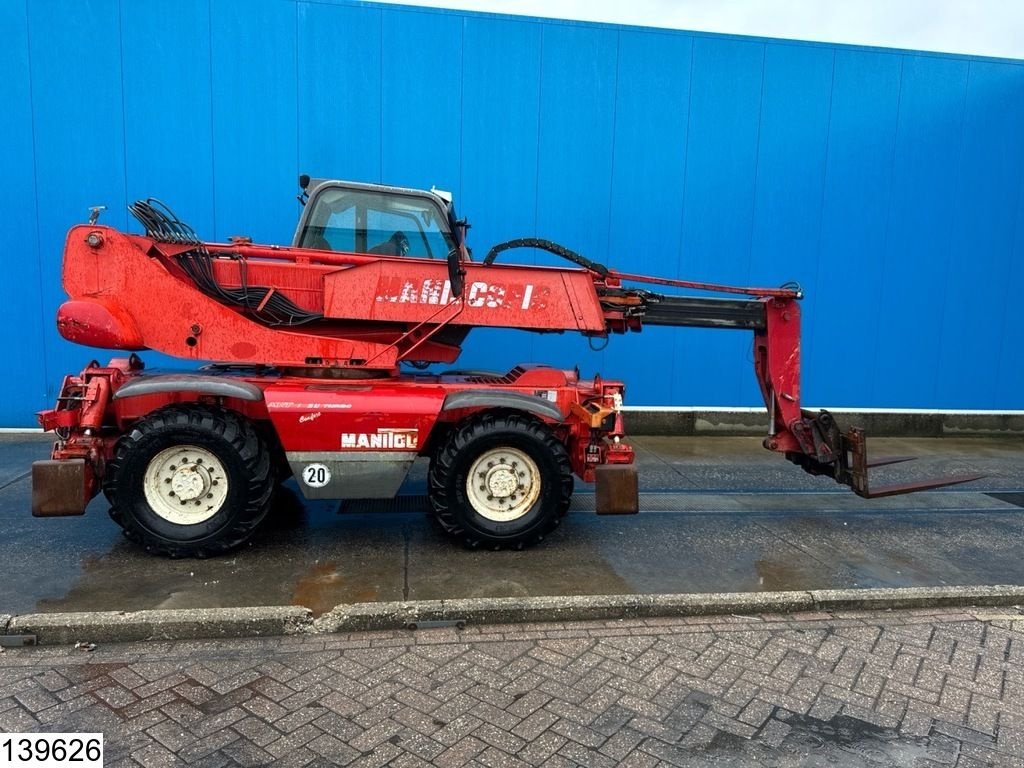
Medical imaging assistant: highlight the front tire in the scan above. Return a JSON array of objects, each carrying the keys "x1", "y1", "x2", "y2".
[
  {"x1": 104, "y1": 405, "x2": 274, "y2": 557},
  {"x1": 428, "y1": 411, "x2": 573, "y2": 550}
]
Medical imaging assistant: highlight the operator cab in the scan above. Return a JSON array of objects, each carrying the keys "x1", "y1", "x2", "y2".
[{"x1": 294, "y1": 177, "x2": 459, "y2": 259}]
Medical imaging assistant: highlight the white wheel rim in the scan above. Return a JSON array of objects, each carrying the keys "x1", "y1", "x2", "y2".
[
  {"x1": 465, "y1": 446, "x2": 541, "y2": 523},
  {"x1": 143, "y1": 445, "x2": 229, "y2": 525}
]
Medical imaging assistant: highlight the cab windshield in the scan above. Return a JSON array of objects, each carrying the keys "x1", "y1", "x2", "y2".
[{"x1": 298, "y1": 186, "x2": 456, "y2": 258}]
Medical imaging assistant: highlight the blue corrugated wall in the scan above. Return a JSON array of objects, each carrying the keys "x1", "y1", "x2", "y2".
[{"x1": 2, "y1": 0, "x2": 1023, "y2": 426}]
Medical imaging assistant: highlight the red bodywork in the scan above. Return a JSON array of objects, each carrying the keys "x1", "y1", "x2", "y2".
[
  {"x1": 58, "y1": 227, "x2": 612, "y2": 369},
  {"x1": 35, "y1": 218, "x2": 978, "y2": 515},
  {"x1": 39, "y1": 357, "x2": 632, "y2": 512}
]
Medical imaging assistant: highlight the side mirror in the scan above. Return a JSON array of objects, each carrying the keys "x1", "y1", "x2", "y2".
[{"x1": 297, "y1": 174, "x2": 311, "y2": 206}]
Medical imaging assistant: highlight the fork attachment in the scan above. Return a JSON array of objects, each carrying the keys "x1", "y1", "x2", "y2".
[{"x1": 784, "y1": 410, "x2": 984, "y2": 498}]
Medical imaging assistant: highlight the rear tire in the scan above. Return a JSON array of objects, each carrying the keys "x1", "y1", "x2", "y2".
[
  {"x1": 428, "y1": 411, "x2": 573, "y2": 550},
  {"x1": 104, "y1": 405, "x2": 274, "y2": 557}
]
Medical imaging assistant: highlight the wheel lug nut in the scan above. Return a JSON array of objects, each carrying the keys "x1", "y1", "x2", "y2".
[
  {"x1": 169, "y1": 465, "x2": 176, "y2": 471},
  {"x1": 479, "y1": 485, "x2": 486, "y2": 491},
  {"x1": 179, "y1": 500, "x2": 186, "y2": 505},
  {"x1": 207, "y1": 493, "x2": 213, "y2": 499},
  {"x1": 487, "y1": 495, "x2": 493, "y2": 501},
  {"x1": 164, "y1": 478, "x2": 171, "y2": 484},
  {"x1": 212, "y1": 480, "x2": 218, "y2": 486},
  {"x1": 195, "y1": 458, "x2": 202, "y2": 464},
  {"x1": 169, "y1": 491, "x2": 175, "y2": 497},
  {"x1": 487, "y1": 462, "x2": 493, "y2": 468},
  {"x1": 194, "y1": 501, "x2": 201, "y2": 506},
  {"x1": 478, "y1": 472, "x2": 486, "y2": 479}
]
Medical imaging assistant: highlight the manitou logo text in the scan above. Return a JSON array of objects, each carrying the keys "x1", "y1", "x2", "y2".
[
  {"x1": 340, "y1": 428, "x2": 419, "y2": 450},
  {"x1": 375, "y1": 277, "x2": 544, "y2": 310}
]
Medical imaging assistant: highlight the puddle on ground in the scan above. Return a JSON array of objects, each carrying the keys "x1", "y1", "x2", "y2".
[
  {"x1": 754, "y1": 559, "x2": 805, "y2": 591},
  {"x1": 291, "y1": 561, "x2": 380, "y2": 617}
]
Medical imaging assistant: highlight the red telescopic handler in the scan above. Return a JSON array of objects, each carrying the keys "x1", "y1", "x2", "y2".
[{"x1": 30, "y1": 178, "x2": 981, "y2": 556}]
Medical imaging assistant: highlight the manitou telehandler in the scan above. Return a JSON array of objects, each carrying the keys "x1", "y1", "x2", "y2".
[{"x1": 31, "y1": 177, "x2": 980, "y2": 557}]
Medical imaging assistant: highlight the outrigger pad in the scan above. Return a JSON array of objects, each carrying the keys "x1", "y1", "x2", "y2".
[
  {"x1": 595, "y1": 464, "x2": 639, "y2": 515},
  {"x1": 31, "y1": 459, "x2": 88, "y2": 517}
]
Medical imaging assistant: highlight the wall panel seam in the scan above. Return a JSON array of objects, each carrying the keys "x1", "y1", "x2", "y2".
[{"x1": 23, "y1": 0, "x2": 50, "y2": 404}]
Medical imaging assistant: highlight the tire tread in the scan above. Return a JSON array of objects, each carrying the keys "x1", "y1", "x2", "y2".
[
  {"x1": 428, "y1": 411, "x2": 573, "y2": 550},
  {"x1": 104, "y1": 405, "x2": 273, "y2": 557}
]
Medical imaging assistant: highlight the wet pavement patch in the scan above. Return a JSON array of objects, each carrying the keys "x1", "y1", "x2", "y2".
[
  {"x1": 672, "y1": 710, "x2": 960, "y2": 766},
  {"x1": 771, "y1": 712, "x2": 954, "y2": 766}
]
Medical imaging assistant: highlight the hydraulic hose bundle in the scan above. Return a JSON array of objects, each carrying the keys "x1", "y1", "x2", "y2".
[{"x1": 128, "y1": 198, "x2": 323, "y2": 326}]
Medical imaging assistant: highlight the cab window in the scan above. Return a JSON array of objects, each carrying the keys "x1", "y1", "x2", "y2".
[{"x1": 299, "y1": 187, "x2": 455, "y2": 258}]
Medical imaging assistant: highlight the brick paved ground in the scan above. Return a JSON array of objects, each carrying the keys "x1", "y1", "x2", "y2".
[{"x1": 2, "y1": 607, "x2": 1024, "y2": 767}]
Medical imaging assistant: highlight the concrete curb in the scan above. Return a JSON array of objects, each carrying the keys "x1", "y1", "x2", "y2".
[
  {"x1": 808, "y1": 585, "x2": 1024, "y2": 611},
  {"x1": 312, "y1": 586, "x2": 1024, "y2": 633},
  {"x1": 7, "y1": 606, "x2": 312, "y2": 645},
  {"x1": 311, "y1": 591, "x2": 814, "y2": 633},
  {"x1": 4, "y1": 586, "x2": 1024, "y2": 645}
]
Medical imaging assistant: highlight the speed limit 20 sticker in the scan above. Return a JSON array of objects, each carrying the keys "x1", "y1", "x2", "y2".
[{"x1": 302, "y1": 463, "x2": 332, "y2": 488}]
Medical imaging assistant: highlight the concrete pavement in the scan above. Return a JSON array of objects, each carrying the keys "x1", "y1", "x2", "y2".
[
  {"x1": 2, "y1": 433, "x2": 1024, "y2": 765},
  {"x1": 1, "y1": 434, "x2": 1023, "y2": 616},
  {"x1": 4, "y1": 606, "x2": 1024, "y2": 766}
]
